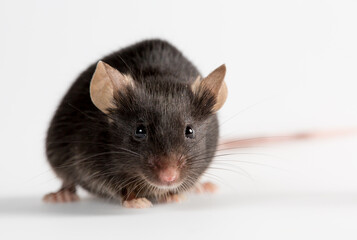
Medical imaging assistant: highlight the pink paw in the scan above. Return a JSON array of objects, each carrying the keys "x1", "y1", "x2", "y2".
[
  {"x1": 194, "y1": 182, "x2": 218, "y2": 194},
  {"x1": 43, "y1": 190, "x2": 80, "y2": 203},
  {"x1": 159, "y1": 194, "x2": 186, "y2": 204},
  {"x1": 122, "y1": 198, "x2": 153, "y2": 209}
]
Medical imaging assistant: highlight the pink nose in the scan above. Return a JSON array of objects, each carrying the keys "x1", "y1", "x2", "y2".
[{"x1": 159, "y1": 167, "x2": 179, "y2": 183}]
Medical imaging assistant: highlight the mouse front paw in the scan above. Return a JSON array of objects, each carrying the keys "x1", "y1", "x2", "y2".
[
  {"x1": 158, "y1": 193, "x2": 186, "y2": 204},
  {"x1": 122, "y1": 198, "x2": 153, "y2": 209},
  {"x1": 193, "y1": 182, "x2": 218, "y2": 194}
]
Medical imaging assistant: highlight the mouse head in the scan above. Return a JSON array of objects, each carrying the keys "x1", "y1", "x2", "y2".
[{"x1": 89, "y1": 61, "x2": 227, "y2": 195}]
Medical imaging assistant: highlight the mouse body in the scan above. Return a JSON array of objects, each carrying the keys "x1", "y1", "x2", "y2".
[{"x1": 44, "y1": 39, "x2": 227, "y2": 208}]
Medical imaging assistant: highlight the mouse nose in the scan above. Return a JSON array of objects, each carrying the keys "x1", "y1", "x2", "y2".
[{"x1": 158, "y1": 167, "x2": 179, "y2": 183}]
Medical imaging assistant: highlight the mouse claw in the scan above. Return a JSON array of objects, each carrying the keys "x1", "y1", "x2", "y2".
[
  {"x1": 193, "y1": 182, "x2": 218, "y2": 194},
  {"x1": 122, "y1": 198, "x2": 153, "y2": 209},
  {"x1": 43, "y1": 190, "x2": 80, "y2": 203}
]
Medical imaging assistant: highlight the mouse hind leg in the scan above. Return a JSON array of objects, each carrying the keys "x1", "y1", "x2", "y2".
[
  {"x1": 44, "y1": 139, "x2": 81, "y2": 203},
  {"x1": 43, "y1": 182, "x2": 79, "y2": 203}
]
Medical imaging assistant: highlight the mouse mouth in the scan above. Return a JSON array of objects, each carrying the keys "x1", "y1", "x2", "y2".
[
  {"x1": 140, "y1": 174, "x2": 183, "y2": 191},
  {"x1": 152, "y1": 182, "x2": 182, "y2": 191}
]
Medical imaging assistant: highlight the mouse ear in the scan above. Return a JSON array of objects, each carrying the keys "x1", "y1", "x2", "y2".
[
  {"x1": 192, "y1": 64, "x2": 228, "y2": 112},
  {"x1": 90, "y1": 61, "x2": 133, "y2": 114}
]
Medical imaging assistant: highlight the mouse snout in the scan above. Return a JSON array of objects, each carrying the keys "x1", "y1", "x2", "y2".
[
  {"x1": 158, "y1": 167, "x2": 179, "y2": 183},
  {"x1": 148, "y1": 154, "x2": 185, "y2": 185}
]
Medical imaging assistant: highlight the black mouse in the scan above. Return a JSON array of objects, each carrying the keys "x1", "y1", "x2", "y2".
[{"x1": 44, "y1": 39, "x2": 227, "y2": 208}]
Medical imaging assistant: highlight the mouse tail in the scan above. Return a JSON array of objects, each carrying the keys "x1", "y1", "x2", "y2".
[{"x1": 218, "y1": 127, "x2": 357, "y2": 150}]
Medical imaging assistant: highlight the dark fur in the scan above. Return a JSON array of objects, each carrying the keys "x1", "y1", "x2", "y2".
[{"x1": 46, "y1": 39, "x2": 219, "y2": 201}]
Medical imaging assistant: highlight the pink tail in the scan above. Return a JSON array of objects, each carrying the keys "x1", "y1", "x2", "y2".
[{"x1": 218, "y1": 128, "x2": 357, "y2": 150}]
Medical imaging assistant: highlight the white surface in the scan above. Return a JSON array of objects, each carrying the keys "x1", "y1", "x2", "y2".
[{"x1": 1, "y1": 0, "x2": 357, "y2": 239}]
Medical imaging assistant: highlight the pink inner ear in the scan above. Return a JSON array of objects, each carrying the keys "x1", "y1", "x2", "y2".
[
  {"x1": 101, "y1": 61, "x2": 124, "y2": 90},
  {"x1": 159, "y1": 167, "x2": 179, "y2": 183}
]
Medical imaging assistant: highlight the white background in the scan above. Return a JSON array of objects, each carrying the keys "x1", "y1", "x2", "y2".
[{"x1": 1, "y1": 0, "x2": 357, "y2": 239}]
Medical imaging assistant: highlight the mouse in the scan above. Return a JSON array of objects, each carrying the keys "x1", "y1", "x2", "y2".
[{"x1": 43, "y1": 39, "x2": 227, "y2": 208}]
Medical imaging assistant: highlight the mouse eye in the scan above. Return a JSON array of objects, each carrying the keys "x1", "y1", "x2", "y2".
[
  {"x1": 134, "y1": 125, "x2": 147, "y2": 140},
  {"x1": 185, "y1": 126, "x2": 195, "y2": 139}
]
